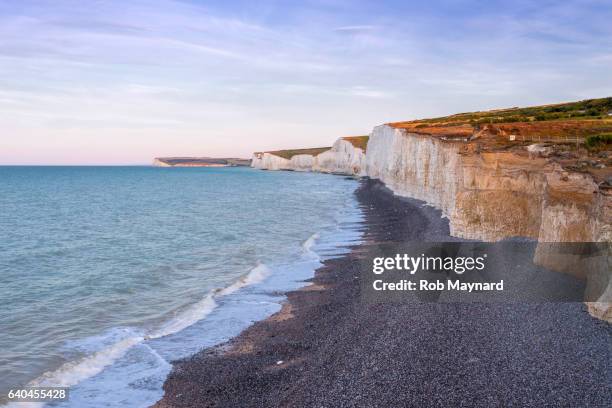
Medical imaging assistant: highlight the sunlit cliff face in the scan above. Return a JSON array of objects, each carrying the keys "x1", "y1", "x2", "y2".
[
  {"x1": 365, "y1": 124, "x2": 610, "y2": 243},
  {"x1": 251, "y1": 138, "x2": 366, "y2": 176}
]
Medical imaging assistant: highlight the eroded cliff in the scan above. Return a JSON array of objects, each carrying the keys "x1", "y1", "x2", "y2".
[
  {"x1": 365, "y1": 124, "x2": 611, "y2": 243},
  {"x1": 364, "y1": 124, "x2": 611, "y2": 320},
  {"x1": 251, "y1": 137, "x2": 367, "y2": 175}
]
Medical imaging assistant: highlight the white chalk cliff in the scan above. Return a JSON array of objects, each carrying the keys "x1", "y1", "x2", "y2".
[
  {"x1": 365, "y1": 124, "x2": 610, "y2": 243},
  {"x1": 314, "y1": 138, "x2": 366, "y2": 175},
  {"x1": 251, "y1": 138, "x2": 366, "y2": 176},
  {"x1": 364, "y1": 124, "x2": 611, "y2": 321},
  {"x1": 252, "y1": 124, "x2": 611, "y2": 320},
  {"x1": 252, "y1": 125, "x2": 609, "y2": 243},
  {"x1": 251, "y1": 152, "x2": 292, "y2": 171}
]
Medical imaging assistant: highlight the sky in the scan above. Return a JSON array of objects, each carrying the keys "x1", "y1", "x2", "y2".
[{"x1": 0, "y1": 0, "x2": 611, "y2": 164}]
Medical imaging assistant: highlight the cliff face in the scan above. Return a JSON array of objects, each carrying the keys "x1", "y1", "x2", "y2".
[
  {"x1": 251, "y1": 138, "x2": 366, "y2": 175},
  {"x1": 365, "y1": 125, "x2": 461, "y2": 217},
  {"x1": 252, "y1": 125, "x2": 609, "y2": 243},
  {"x1": 251, "y1": 152, "x2": 291, "y2": 170},
  {"x1": 365, "y1": 125, "x2": 611, "y2": 321},
  {"x1": 315, "y1": 138, "x2": 366, "y2": 175},
  {"x1": 365, "y1": 125, "x2": 611, "y2": 243}
]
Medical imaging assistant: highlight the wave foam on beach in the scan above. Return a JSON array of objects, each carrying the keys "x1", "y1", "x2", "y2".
[{"x1": 6, "y1": 262, "x2": 276, "y2": 407}]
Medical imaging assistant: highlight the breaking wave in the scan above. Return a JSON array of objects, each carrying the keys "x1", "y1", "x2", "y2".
[{"x1": 12, "y1": 262, "x2": 273, "y2": 405}]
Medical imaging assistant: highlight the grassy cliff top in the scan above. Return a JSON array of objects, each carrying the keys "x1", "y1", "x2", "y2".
[
  {"x1": 342, "y1": 136, "x2": 369, "y2": 151},
  {"x1": 260, "y1": 136, "x2": 370, "y2": 160},
  {"x1": 388, "y1": 97, "x2": 612, "y2": 141},
  {"x1": 391, "y1": 97, "x2": 612, "y2": 127},
  {"x1": 264, "y1": 147, "x2": 331, "y2": 160}
]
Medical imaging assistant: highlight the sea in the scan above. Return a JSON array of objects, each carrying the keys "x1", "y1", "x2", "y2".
[{"x1": 0, "y1": 166, "x2": 363, "y2": 407}]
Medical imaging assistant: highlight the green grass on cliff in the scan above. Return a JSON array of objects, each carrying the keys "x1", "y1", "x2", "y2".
[
  {"x1": 585, "y1": 133, "x2": 612, "y2": 151},
  {"x1": 387, "y1": 97, "x2": 612, "y2": 143},
  {"x1": 266, "y1": 147, "x2": 331, "y2": 160},
  {"x1": 398, "y1": 97, "x2": 612, "y2": 127},
  {"x1": 342, "y1": 136, "x2": 369, "y2": 151},
  {"x1": 265, "y1": 135, "x2": 370, "y2": 159}
]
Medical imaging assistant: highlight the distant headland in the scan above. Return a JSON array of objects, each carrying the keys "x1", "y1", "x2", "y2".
[{"x1": 152, "y1": 157, "x2": 251, "y2": 167}]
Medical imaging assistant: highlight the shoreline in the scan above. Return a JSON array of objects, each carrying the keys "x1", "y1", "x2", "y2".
[
  {"x1": 155, "y1": 179, "x2": 610, "y2": 408},
  {"x1": 0, "y1": 168, "x2": 362, "y2": 407}
]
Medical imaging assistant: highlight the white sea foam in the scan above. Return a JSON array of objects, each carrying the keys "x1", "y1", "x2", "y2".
[
  {"x1": 5, "y1": 335, "x2": 144, "y2": 408},
  {"x1": 302, "y1": 233, "x2": 319, "y2": 252},
  {"x1": 148, "y1": 294, "x2": 218, "y2": 339},
  {"x1": 216, "y1": 263, "x2": 271, "y2": 296},
  {"x1": 6, "y1": 263, "x2": 273, "y2": 407},
  {"x1": 301, "y1": 233, "x2": 321, "y2": 262},
  {"x1": 32, "y1": 335, "x2": 144, "y2": 388},
  {"x1": 5, "y1": 229, "x2": 361, "y2": 408}
]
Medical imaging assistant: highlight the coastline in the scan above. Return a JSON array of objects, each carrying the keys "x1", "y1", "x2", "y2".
[
  {"x1": 155, "y1": 179, "x2": 610, "y2": 407},
  {"x1": 0, "y1": 167, "x2": 362, "y2": 407}
]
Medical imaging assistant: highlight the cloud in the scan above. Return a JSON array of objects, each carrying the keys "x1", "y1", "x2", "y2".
[
  {"x1": 0, "y1": 0, "x2": 610, "y2": 163},
  {"x1": 333, "y1": 25, "x2": 378, "y2": 32}
]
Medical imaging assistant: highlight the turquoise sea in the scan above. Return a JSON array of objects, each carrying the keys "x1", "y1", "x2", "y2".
[{"x1": 0, "y1": 166, "x2": 363, "y2": 407}]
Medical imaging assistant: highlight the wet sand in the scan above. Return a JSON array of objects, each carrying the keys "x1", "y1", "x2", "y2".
[{"x1": 155, "y1": 179, "x2": 611, "y2": 408}]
